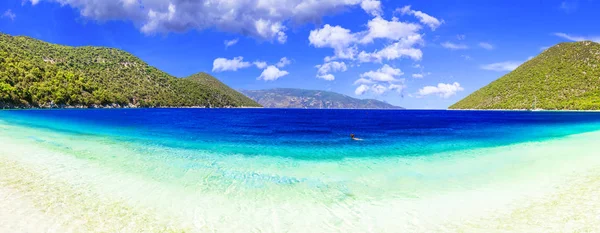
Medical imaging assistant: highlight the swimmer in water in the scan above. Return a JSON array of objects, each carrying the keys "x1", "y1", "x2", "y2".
[{"x1": 350, "y1": 134, "x2": 362, "y2": 141}]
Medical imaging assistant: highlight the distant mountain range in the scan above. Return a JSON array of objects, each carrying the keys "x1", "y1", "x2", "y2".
[
  {"x1": 0, "y1": 33, "x2": 259, "y2": 108},
  {"x1": 241, "y1": 88, "x2": 403, "y2": 109},
  {"x1": 451, "y1": 41, "x2": 600, "y2": 110}
]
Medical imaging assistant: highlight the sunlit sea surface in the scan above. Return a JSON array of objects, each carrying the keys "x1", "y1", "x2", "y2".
[{"x1": 2, "y1": 109, "x2": 600, "y2": 232}]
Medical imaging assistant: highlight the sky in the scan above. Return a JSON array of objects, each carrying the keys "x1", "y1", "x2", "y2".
[{"x1": 1, "y1": 0, "x2": 599, "y2": 109}]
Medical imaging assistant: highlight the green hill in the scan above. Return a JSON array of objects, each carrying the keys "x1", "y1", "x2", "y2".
[
  {"x1": 0, "y1": 33, "x2": 260, "y2": 108},
  {"x1": 241, "y1": 88, "x2": 403, "y2": 109},
  {"x1": 450, "y1": 41, "x2": 600, "y2": 110}
]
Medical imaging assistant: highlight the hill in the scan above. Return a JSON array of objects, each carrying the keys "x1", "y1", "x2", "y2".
[
  {"x1": 0, "y1": 33, "x2": 260, "y2": 108},
  {"x1": 450, "y1": 41, "x2": 600, "y2": 110},
  {"x1": 241, "y1": 88, "x2": 403, "y2": 109}
]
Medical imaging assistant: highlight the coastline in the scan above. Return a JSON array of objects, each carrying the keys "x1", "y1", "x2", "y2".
[
  {"x1": 0, "y1": 103, "x2": 264, "y2": 110},
  {"x1": 2, "y1": 117, "x2": 600, "y2": 231},
  {"x1": 448, "y1": 108, "x2": 600, "y2": 112}
]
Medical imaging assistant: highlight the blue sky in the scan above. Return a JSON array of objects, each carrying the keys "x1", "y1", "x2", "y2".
[{"x1": 1, "y1": 0, "x2": 599, "y2": 109}]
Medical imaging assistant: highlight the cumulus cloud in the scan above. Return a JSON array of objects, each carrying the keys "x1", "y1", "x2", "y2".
[
  {"x1": 359, "y1": 17, "x2": 421, "y2": 44},
  {"x1": 478, "y1": 42, "x2": 494, "y2": 50},
  {"x1": 560, "y1": 1, "x2": 578, "y2": 13},
  {"x1": 316, "y1": 61, "x2": 347, "y2": 80},
  {"x1": 480, "y1": 61, "x2": 522, "y2": 71},
  {"x1": 276, "y1": 57, "x2": 291, "y2": 68},
  {"x1": 309, "y1": 4, "x2": 440, "y2": 66},
  {"x1": 397, "y1": 5, "x2": 443, "y2": 30},
  {"x1": 412, "y1": 73, "x2": 424, "y2": 78},
  {"x1": 554, "y1": 32, "x2": 600, "y2": 43},
  {"x1": 253, "y1": 61, "x2": 268, "y2": 69},
  {"x1": 418, "y1": 82, "x2": 464, "y2": 98},
  {"x1": 2, "y1": 9, "x2": 16, "y2": 21},
  {"x1": 27, "y1": 0, "x2": 375, "y2": 43},
  {"x1": 355, "y1": 84, "x2": 370, "y2": 95},
  {"x1": 360, "y1": 0, "x2": 382, "y2": 16},
  {"x1": 309, "y1": 24, "x2": 358, "y2": 59},
  {"x1": 441, "y1": 42, "x2": 468, "y2": 50},
  {"x1": 212, "y1": 57, "x2": 251, "y2": 72},
  {"x1": 354, "y1": 78, "x2": 374, "y2": 85},
  {"x1": 358, "y1": 35, "x2": 424, "y2": 62},
  {"x1": 224, "y1": 38, "x2": 239, "y2": 48},
  {"x1": 354, "y1": 64, "x2": 406, "y2": 95},
  {"x1": 355, "y1": 83, "x2": 406, "y2": 95},
  {"x1": 258, "y1": 65, "x2": 289, "y2": 81},
  {"x1": 360, "y1": 64, "x2": 403, "y2": 82}
]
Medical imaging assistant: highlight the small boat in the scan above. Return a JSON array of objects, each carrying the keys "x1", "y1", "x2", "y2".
[{"x1": 529, "y1": 96, "x2": 542, "y2": 111}]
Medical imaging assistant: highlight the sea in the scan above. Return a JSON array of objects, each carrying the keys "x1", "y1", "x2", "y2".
[{"x1": 1, "y1": 109, "x2": 600, "y2": 232}]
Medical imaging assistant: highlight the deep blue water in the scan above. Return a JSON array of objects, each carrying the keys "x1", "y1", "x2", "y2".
[{"x1": 2, "y1": 109, "x2": 600, "y2": 160}]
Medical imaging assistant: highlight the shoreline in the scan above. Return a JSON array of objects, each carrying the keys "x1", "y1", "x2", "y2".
[
  {"x1": 0, "y1": 105, "x2": 264, "y2": 110},
  {"x1": 2, "y1": 119, "x2": 600, "y2": 231}
]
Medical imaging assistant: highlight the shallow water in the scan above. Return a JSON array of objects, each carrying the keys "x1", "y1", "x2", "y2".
[{"x1": 2, "y1": 109, "x2": 600, "y2": 232}]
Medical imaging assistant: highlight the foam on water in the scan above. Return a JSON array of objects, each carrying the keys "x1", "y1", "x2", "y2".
[{"x1": 2, "y1": 110, "x2": 600, "y2": 232}]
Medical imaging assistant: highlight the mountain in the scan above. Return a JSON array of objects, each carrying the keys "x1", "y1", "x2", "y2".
[
  {"x1": 0, "y1": 33, "x2": 260, "y2": 108},
  {"x1": 241, "y1": 88, "x2": 403, "y2": 109},
  {"x1": 450, "y1": 41, "x2": 600, "y2": 110}
]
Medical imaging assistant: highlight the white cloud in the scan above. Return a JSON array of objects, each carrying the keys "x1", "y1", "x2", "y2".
[
  {"x1": 355, "y1": 84, "x2": 370, "y2": 95},
  {"x1": 358, "y1": 34, "x2": 424, "y2": 62},
  {"x1": 456, "y1": 34, "x2": 466, "y2": 40},
  {"x1": 212, "y1": 57, "x2": 251, "y2": 72},
  {"x1": 397, "y1": 5, "x2": 443, "y2": 30},
  {"x1": 388, "y1": 83, "x2": 405, "y2": 92},
  {"x1": 276, "y1": 57, "x2": 291, "y2": 68},
  {"x1": 418, "y1": 82, "x2": 464, "y2": 98},
  {"x1": 478, "y1": 42, "x2": 494, "y2": 50},
  {"x1": 461, "y1": 55, "x2": 472, "y2": 60},
  {"x1": 560, "y1": 1, "x2": 578, "y2": 13},
  {"x1": 354, "y1": 64, "x2": 406, "y2": 95},
  {"x1": 309, "y1": 5, "x2": 439, "y2": 64},
  {"x1": 316, "y1": 61, "x2": 347, "y2": 80},
  {"x1": 2, "y1": 9, "x2": 16, "y2": 21},
  {"x1": 360, "y1": 64, "x2": 403, "y2": 82},
  {"x1": 28, "y1": 0, "x2": 40, "y2": 5},
  {"x1": 253, "y1": 61, "x2": 268, "y2": 69},
  {"x1": 309, "y1": 24, "x2": 358, "y2": 59},
  {"x1": 360, "y1": 17, "x2": 421, "y2": 44},
  {"x1": 480, "y1": 61, "x2": 522, "y2": 72},
  {"x1": 360, "y1": 0, "x2": 382, "y2": 16},
  {"x1": 29, "y1": 0, "x2": 377, "y2": 43},
  {"x1": 258, "y1": 65, "x2": 289, "y2": 81},
  {"x1": 553, "y1": 32, "x2": 600, "y2": 43},
  {"x1": 355, "y1": 83, "x2": 405, "y2": 95},
  {"x1": 441, "y1": 42, "x2": 468, "y2": 50},
  {"x1": 354, "y1": 78, "x2": 374, "y2": 85},
  {"x1": 224, "y1": 38, "x2": 239, "y2": 48},
  {"x1": 412, "y1": 73, "x2": 424, "y2": 78}
]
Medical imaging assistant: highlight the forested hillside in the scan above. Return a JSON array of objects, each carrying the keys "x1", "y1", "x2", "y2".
[
  {"x1": 451, "y1": 41, "x2": 600, "y2": 110},
  {"x1": 0, "y1": 33, "x2": 260, "y2": 108}
]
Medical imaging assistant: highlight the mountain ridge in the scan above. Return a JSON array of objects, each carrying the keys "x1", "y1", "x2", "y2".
[{"x1": 241, "y1": 88, "x2": 403, "y2": 109}]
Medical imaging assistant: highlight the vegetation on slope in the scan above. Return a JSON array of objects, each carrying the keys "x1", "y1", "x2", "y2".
[
  {"x1": 0, "y1": 33, "x2": 260, "y2": 108},
  {"x1": 450, "y1": 41, "x2": 600, "y2": 110},
  {"x1": 242, "y1": 88, "x2": 403, "y2": 109}
]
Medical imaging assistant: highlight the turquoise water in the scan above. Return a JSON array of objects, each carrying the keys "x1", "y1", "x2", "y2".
[{"x1": 2, "y1": 109, "x2": 600, "y2": 232}]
